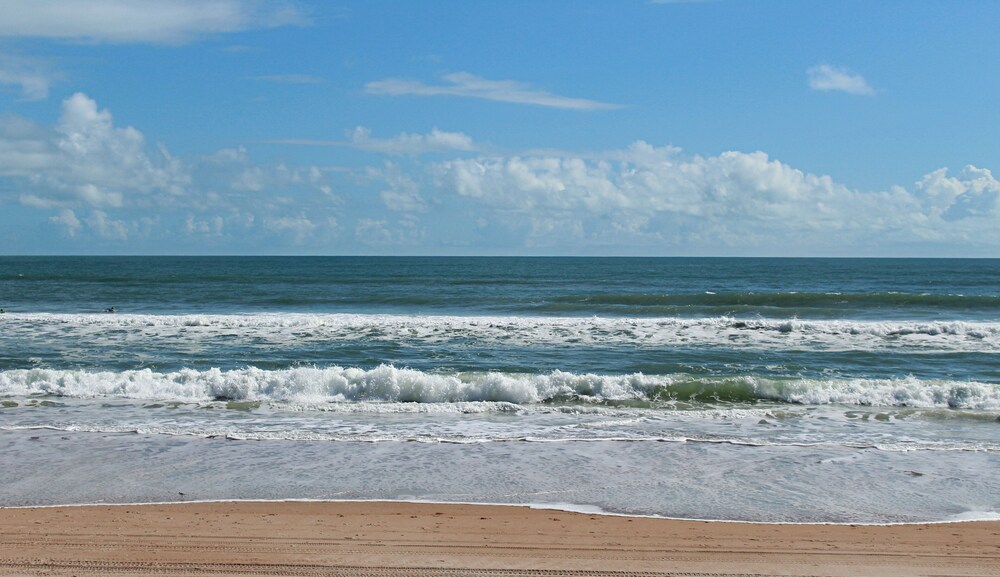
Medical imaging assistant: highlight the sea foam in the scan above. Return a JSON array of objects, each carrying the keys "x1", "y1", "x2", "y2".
[
  {"x1": 2, "y1": 365, "x2": 999, "y2": 410},
  {"x1": 4, "y1": 312, "x2": 1000, "y2": 353}
]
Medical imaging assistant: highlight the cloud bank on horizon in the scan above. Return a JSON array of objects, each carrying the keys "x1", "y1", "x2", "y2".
[{"x1": 0, "y1": 0, "x2": 997, "y2": 256}]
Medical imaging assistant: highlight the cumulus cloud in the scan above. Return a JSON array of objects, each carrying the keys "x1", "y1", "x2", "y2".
[
  {"x1": 916, "y1": 165, "x2": 1000, "y2": 221},
  {"x1": 807, "y1": 64, "x2": 875, "y2": 96},
  {"x1": 0, "y1": 92, "x2": 188, "y2": 208},
  {"x1": 0, "y1": 0, "x2": 307, "y2": 44},
  {"x1": 434, "y1": 142, "x2": 844, "y2": 219},
  {"x1": 87, "y1": 209, "x2": 129, "y2": 240},
  {"x1": 48, "y1": 208, "x2": 81, "y2": 236},
  {"x1": 4, "y1": 89, "x2": 997, "y2": 255},
  {"x1": 365, "y1": 72, "x2": 620, "y2": 111},
  {"x1": 0, "y1": 94, "x2": 342, "y2": 247},
  {"x1": 431, "y1": 142, "x2": 999, "y2": 252},
  {"x1": 46, "y1": 207, "x2": 139, "y2": 240}
]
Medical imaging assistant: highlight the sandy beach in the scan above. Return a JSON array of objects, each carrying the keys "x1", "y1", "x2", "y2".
[{"x1": 0, "y1": 501, "x2": 998, "y2": 577}]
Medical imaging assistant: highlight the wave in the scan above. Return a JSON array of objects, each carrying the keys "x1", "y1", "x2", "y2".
[
  {"x1": 4, "y1": 313, "x2": 1000, "y2": 352},
  {"x1": 545, "y1": 291, "x2": 1000, "y2": 311},
  {"x1": 2, "y1": 366, "x2": 998, "y2": 410},
  {"x1": 7, "y1": 423, "x2": 1000, "y2": 452}
]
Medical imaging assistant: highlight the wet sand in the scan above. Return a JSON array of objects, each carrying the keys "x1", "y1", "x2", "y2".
[{"x1": 1, "y1": 501, "x2": 999, "y2": 576}]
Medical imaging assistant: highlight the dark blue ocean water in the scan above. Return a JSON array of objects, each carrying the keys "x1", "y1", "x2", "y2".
[
  {"x1": 1, "y1": 257, "x2": 998, "y2": 381},
  {"x1": 3, "y1": 256, "x2": 999, "y2": 319},
  {"x1": 1, "y1": 257, "x2": 998, "y2": 522}
]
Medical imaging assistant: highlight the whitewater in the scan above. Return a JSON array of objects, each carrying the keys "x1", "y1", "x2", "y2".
[{"x1": 1, "y1": 256, "x2": 998, "y2": 523}]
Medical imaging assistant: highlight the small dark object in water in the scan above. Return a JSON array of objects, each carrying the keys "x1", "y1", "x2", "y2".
[{"x1": 105, "y1": 306, "x2": 116, "y2": 313}]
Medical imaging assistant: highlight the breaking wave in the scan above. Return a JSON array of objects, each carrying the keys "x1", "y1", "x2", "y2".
[
  {"x1": 4, "y1": 313, "x2": 1000, "y2": 352},
  {"x1": 2, "y1": 366, "x2": 998, "y2": 410}
]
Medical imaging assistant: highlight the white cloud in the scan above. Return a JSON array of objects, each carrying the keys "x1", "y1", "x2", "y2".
[
  {"x1": 185, "y1": 215, "x2": 224, "y2": 236},
  {"x1": 0, "y1": 94, "x2": 338, "y2": 244},
  {"x1": 434, "y1": 142, "x2": 843, "y2": 218},
  {"x1": 87, "y1": 209, "x2": 128, "y2": 240},
  {"x1": 264, "y1": 126, "x2": 477, "y2": 156},
  {"x1": 262, "y1": 213, "x2": 317, "y2": 243},
  {"x1": 0, "y1": 92, "x2": 188, "y2": 208},
  {"x1": 4, "y1": 88, "x2": 996, "y2": 255},
  {"x1": 380, "y1": 188, "x2": 425, "y2": 213},
  {"x1": 0, "y1": 0, "x2": 307, "y2": 44},
  {"x1": 368, "y1": 162, "x2": 426, "y2": 213},
  {"x1": 198, "y1": 145, "x2": 328, "y2": 198},
  {"x1": 0, "y1": 52, "x2": 59, "y2": 100},
  {"x1": 916, "y1": 165, "x2": 1000, "y2": 220},
  {"x1": 0, "y1": 94, "x2": 347, "y2": 249},
  {"x1": 46, "y1": 207, "x2": 137, "y2": 240},
  {"x1": 431, "y1": 142, "x2": 999, "y2": 252},
  {"x1": 365, "y1": 72, "x2": 620, "y2": 111},
  {"x1": 348, "y1": 126, "x2": 476, "y2": 155},
  {"x1": 807, "y1": 64, "x2": 875, "y2": 96},
  {"x1": 57, "y1": 93, "x2": 182, "y2": 196},
  {"x1": 48, "y1": 208, "x2": 81, "y2": 236}
]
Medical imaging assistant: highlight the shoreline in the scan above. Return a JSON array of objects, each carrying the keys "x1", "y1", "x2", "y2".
[
  {"x1": 4, "y1": 496, "x2": 1000, "y2": 526},
  {"x1": 2, "y1": 500, "x2": 999, "y2": 576}
]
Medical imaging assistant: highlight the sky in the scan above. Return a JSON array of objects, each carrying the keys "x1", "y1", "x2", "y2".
[{"x1": 0, "y1": 0, "x2": 998, "y2": 256}]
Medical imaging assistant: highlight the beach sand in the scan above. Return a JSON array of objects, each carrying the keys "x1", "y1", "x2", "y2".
[{"x1": 1, "y1": 501, "x2": 999, "y2": 576}]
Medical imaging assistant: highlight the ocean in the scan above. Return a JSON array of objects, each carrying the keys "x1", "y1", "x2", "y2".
[{"x1": 1, "y1": 256, "x2": 998, "y2": 523}]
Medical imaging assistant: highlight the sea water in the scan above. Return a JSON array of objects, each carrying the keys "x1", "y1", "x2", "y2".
[{"x1": 1, "y1": 256, "x2": 998, "y2": 523}]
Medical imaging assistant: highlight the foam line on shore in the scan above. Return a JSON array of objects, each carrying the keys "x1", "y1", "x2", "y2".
[{"x1": 3, "y1": 497, "x2": 1000, "y2": 526}]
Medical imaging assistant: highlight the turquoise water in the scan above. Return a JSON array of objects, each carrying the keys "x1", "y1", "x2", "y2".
[{"x1": 1, "y1": 257, "x2": 999, "y2": 522}]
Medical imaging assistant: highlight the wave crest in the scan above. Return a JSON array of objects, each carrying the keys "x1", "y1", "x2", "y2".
[
  {"x1": 2, "y1": 366, "x2": 998, "y2": 410},
  {"x1": 4, "y1": 313, "x2": 1000, "y2": 352}
]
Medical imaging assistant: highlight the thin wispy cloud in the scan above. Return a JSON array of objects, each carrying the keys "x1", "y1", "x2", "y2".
[
  {"x1": 365, "y1": 72, "x2": 621, "y2": 111},
  {"x1": 263, "y1": 127, "x2": 476, "y2": 156},
  {"x1": 807, "y1": 64, "x2": 875, "y2": 96},
  {"x1": 0, "y1": 0, "x2": 308, "y2": 44},
  {"x1": 0, "y1": 52, "x2": 60, "y2": 100},
  {"x1": 347, "y1": 127, "x2": 476, "y2": 155}
]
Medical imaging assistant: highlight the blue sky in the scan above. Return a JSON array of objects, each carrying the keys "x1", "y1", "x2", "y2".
[{"x1": 0, "y1": 0, "x2": 998, "y2": 256}]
